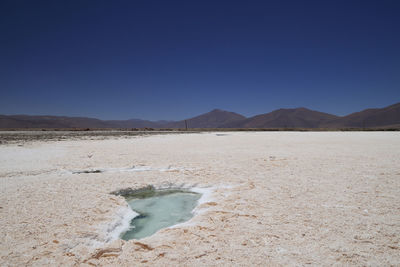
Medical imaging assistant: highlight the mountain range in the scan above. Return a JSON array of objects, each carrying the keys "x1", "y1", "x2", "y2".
[{"x1": 1, "y1": 102, "x2": 399, "y2": 129}]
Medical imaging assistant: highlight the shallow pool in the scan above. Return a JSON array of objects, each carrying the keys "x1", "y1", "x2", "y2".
[{"x1": 121, "y1": 189, "x2": 201, "y2": 240}]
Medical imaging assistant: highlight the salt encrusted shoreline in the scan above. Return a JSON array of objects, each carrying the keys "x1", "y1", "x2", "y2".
[
  {"x1": 1, "y1": 132, "x2": 399, "y2": 266},
  {"x1": 102, "y1": 205, "x2": 138, "y2": 244},
  {"x1": 105, "y1": 185, "x2": 216, "y2": 242}
]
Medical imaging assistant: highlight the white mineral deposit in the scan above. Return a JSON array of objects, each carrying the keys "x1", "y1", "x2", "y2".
[{"x1": 1, "y1": 132, "x2": 399, "y2": 266}]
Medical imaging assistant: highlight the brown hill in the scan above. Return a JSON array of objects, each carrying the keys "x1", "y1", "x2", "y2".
[
  {"x1": 1, "y1": 102, "x2": 399, "y2": 129},
  {"x1": 105, "y1": 119, "x2": 166, "y2": 128},
  {"x1": 223, "y1": 108, "x2": 338, "y2": 128},
  {"x1": 165, "y1": 109, "x2": 246, "y2": 128},
  {"x1": 321, "y1": 102, "x2": 400, "y2": 128},
  {"x1": 0, "y1": 115, "x2": 110, "y2": 128},
  {"x1": 0, "y1": 115, "x2": 164, "y2": 129}
]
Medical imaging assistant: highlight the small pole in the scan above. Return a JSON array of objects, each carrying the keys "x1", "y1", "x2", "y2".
[{"x1": 185, "y1": 120, "x2": 188, "y2": 130}]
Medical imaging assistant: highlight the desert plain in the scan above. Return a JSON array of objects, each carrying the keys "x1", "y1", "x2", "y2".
[{"x1": 0, "y1": 131, "x2": 399, "y2": 266}]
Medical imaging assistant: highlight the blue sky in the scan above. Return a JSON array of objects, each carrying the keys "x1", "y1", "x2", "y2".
[{"x1": 1, "y1": 0, "x2": 399, "y2": 120}]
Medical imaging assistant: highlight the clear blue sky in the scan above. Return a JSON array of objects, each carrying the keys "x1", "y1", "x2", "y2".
[{"x1": 1, "y1": 0, "x2": 399, "y2": 120}]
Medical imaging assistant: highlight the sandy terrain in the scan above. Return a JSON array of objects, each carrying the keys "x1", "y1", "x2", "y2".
[{"x1": 1, "y1": 132, "x2": 399, "y2": 266}]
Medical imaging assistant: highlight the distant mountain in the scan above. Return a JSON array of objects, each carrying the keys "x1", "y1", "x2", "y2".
[
  {"x1": 223, "y1": 108, "x2": 338, "y2": 128},
  {"x1": 164, "y1": 109, "x2": 246, "y2": 128},
  {"x1": 0, "y1": 115, "x2": 162, "y2": 129},
  {"x1": 105, "y1": 119, "x2": 166, "y2": 128},
  {"x1": 0, "y1": 102, "x2": 399, "y2": 129},
  {"x1": 321, "y1": 102, "x2": 400, "y2": 128},
  {"x1": 0, "y1": 115, "x2": 110, "y2": 128}
]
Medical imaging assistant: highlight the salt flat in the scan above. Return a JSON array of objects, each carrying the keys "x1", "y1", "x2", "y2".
[{"x1": 1, "y1": 132, "x2": 399, "y2": 266}]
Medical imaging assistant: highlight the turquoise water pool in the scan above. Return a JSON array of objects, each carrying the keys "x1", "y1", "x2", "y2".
[{"x1": 121, "y1": 189, "x2": 201, "y2": 240}]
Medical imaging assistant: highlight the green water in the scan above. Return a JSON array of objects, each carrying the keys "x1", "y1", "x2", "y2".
[{"x1": 121, "y1": 190, "x2": 201, "y2": 240}]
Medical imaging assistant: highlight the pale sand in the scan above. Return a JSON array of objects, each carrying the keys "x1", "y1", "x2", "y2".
[{"x1": 1, "y1": 132, "x2": 399, "y2": 266}]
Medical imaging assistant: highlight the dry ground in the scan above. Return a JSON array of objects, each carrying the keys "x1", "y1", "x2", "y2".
[{"x1": 0, "y1": 132, "x2": 399, "y2": 266}]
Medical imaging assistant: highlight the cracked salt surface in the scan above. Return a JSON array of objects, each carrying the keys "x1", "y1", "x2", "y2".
[{"x1": 4, "y1": 132, "x2": 399, "y2": 265}]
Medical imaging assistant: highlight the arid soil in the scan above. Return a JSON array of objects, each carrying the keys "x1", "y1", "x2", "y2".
[{"x1": 0, "y1": 132, "x2": 399, "y2": 266}]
